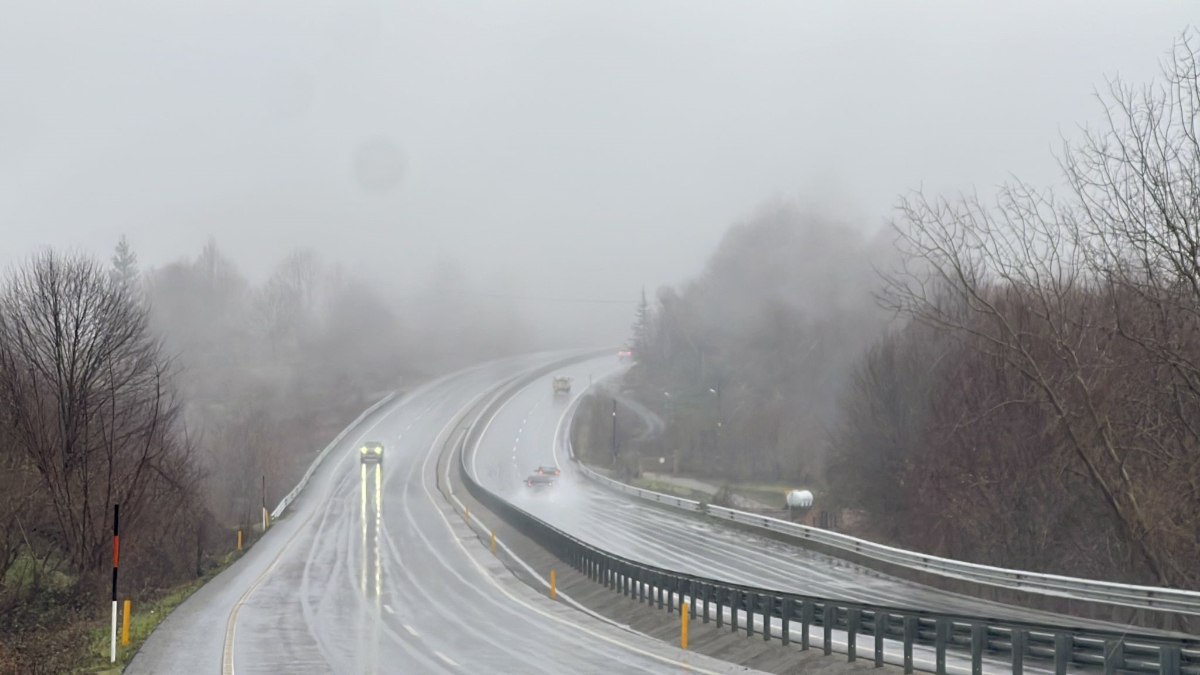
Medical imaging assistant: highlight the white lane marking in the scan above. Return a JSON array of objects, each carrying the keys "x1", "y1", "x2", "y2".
[
  {"x1": 404, "y1": 623, "x2": 419, "y2": 637},
  {"x1": 221, "y1": 393, "x2": 415, "y2": 675},
  {"x1": 433, "y1": 373, "x2": 724, "y2": 675},
  {"x1": 435, "y1": 651, "x2": 459, "y2": 667},
  {"x1": 383, "y1": 604, "x2": 395, "y2": 614}
]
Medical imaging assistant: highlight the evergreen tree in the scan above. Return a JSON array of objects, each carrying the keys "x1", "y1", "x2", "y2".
[
  {"x1": 630, "y1": 286, "x2": 651, "y2": 355},
  {"x1": 111, "y1": 234, "x2": 139, "y2": 291}
]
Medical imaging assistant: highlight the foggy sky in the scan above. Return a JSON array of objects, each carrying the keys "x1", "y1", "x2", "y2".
[{"x1": 1, "y1": 1, "x2": 1195, "y2": 345}]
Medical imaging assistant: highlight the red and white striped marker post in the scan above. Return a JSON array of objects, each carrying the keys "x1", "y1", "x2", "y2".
[{"x1": 111, "y1": 504, "x2": 119, "y2": 663}]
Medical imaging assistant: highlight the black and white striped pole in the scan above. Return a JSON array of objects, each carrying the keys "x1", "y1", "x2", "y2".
[{"x1": 111, "y1": 503, "x2": 120, "y2": 663}]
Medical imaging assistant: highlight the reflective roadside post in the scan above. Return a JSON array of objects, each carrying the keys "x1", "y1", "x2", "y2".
[
  {"x1": 111, "y1": 504, "x2": 119, "y2": 663},
  {"x1": 261, "y1": 475, "x2": 268, "y2": 531},
  {"x1": 682, "y1": 601, "x2": 689, "y2": 649}
]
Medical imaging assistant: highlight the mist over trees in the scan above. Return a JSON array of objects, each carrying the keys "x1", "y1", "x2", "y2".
[
  {"x1": 0, "y1": 251, "x2": 205, "y2": 670},
  {"x1": 624, "y1": 203, "x2": 890, "y2": 483},
  {"x1": 614, "y1": 34, "x2": 1200, "y2": 590},
  {"x1": 829, "y1": 34, "x2": 1200, "y2": 588},
  {"x1": 0, "y1": 237, "x2": 535, "y2": 670}
]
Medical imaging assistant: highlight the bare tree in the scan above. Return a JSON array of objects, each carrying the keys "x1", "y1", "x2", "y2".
[{"x1": 0, "y1": 251, "x2": 191, "y2": 573}]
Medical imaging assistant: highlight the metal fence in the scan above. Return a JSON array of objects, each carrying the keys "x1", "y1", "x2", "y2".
[
  {"x1": 271, "y1": 391, "x2": 399, "y2": 520},
  {"x1": 564, "y1": 437, "x2": 1200, "y2": 620},
  {"x1": 453, "y1": 382, "x2": 1200, "y2": 674}
]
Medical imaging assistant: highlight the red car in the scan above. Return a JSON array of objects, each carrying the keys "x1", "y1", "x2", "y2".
[
  {"x1": 525, "y1": 474, "x2": 556, "y2": 490},
  {"x1": 617, "y1": 349, "x2": 634, "y2": 363},
  {"x1": 534, "y1": 465, "x2": 561, "y2": 477}
]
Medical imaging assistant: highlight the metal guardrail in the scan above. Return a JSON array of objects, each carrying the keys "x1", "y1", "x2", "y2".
[
  {"x1": 563, "y1": 431, "x2": 1200, "y2": 619},
  {"x1": 703, "y1": 506, "x2": 1200, "y2": 618},
  {"x1": 271, "y1": 391, "x2": 399, "y2": 520},
  {"x1": 460, "y1": 404, "x2": 1200, "y2": 674},
  {"x1": 573, "y1": 460, "x2": 704, "y2": 512}
]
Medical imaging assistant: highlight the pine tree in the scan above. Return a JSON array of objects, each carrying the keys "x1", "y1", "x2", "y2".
[
  {"x1": 630, "y1": 287, "x2": 651, "y2": 355},
  {"x1": 111, "y1": 235, "x2": 139, "y2": 290}
]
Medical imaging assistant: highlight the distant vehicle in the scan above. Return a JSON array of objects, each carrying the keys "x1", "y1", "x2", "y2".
[
  {"x1": 534, "y1": 465, "x2": 561, "y2": 477},
  {"x1": 552, "y1": 376, "x2": 571, "y2": 395},
  {"x1": 617, "y1": 348, "x2": 634, "y2": 363},
  {"x1": 525, "y1": 474, "x2": 556, "y2": 490},
  {"x1": 360, "y1": 442, "x2": 384, "y2": 464}
]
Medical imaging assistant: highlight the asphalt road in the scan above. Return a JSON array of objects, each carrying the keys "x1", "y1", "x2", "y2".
[
  {"x1": 128, "y1": 355, "x2": 763, "y2": 675},
  {"x1": 468, "y1": 356, "x2": 1137, "y2": 632}
]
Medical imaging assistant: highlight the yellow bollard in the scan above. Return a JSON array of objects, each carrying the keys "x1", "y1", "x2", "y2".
[
  {"x1": 122, "y1": 599, "x2": 131, "y2": 646},
  {"x1": 490, "y1": 532, "x2": 496, "y2": 553},
  {"x1": 237, "y1": 529, "x2": 243, "y2": 551},
  {"x1": 464, "y1": 507, "x2": 469, "y2": 523},
  {"x1": 550, "y1": 570, "x2": 557, "y2": 600},
  {"x1": 681, "y1": 601, "x2": 689, "y2": 650}
]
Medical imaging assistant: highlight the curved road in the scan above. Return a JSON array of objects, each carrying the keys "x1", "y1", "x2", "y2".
[
  {"x1": 129, "y1": 355, "x2": 757, "y2": 675},
  {"x1": 469, "y1": 355, "x2": 1137, "y2": 632}
]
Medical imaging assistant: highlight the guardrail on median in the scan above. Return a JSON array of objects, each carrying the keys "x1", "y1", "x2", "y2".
[
  {"x1": 574, "y1": 460, "x2": 704, "y2": 512},
  {"x1": 461, "y1": 404, "x2": 1200, "y2": 674},
  {"x1": 271, "y1": 391, "x2": 399, "y2": 520},
  {"x1": 563, "y1": 429, "x2": 1200, "y2": 621}
]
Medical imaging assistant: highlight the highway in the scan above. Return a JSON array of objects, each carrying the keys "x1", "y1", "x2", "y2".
[
  {"x1": 128, "y1": 355, "x2": 758, "y2": 675},
  {"x1": 468, "y1": 355, "x2": 1137, "y2": 632}
]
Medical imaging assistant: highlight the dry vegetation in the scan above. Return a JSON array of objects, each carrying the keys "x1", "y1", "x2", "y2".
[
  {"x1": 619, "y1": 35, "x2": 1200, "y2": 589},
  {"x1": 0, "y1": 239, "x2": 525, "y2": 672},
  {"x1": 832, "y1": 35, "x2": 1200, "y2": 588}
]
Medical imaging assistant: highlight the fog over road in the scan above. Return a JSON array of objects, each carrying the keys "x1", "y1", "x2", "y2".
[
  {"x1": 470, "y1": 356, "x2": 1148, "y2": 633},
  {"x1": 128, "y1": 355, "x2": 757, "y2": 674}
]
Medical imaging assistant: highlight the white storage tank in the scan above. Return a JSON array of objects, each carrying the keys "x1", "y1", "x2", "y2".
[{"x1": 786, "y1": 489, "x2": 814, "y2": 510}]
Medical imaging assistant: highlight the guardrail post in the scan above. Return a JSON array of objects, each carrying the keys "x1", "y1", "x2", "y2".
[
  {"x1": 970, "y1": 623, "x2": 984, "y2": 675},
  {"x1": 935, "y1": 618, "x2": 949, "y2": 675},
  {"x1": 801, "y1": 600, "x2": 813, "y2": 651},
  {"x1": 782, "y1": 597, "x2": 793, "y2": 646},
  {"x1": 689, "y1": 582, "x2": 697, "y2": 621},
  {"x1": 848, "y1": 608, "x2": 861, "y2": 661},
  {"x1": 823, "y1": 603, "x2": 834, "y2": 656},
  {"x1": 1102, "y1": 638, "x2": 1122, "y2": 675},
  {"x1": 1012, "y1": 628, "x2": 1026, "y2": 675},
  {"x1": 874, "y1": 612, "x2": 886, "y2": 667},
  {"x1": 667, "y1": 577, "x2": 675, "y2": 614},
  {"x1": 716, "y1": 587, "x2": 724, "y2": 628},
  {"x1": 702, "y1": 584, "x2": 711, "y2": 624},
  {"x1": 1054, "y1": 633, "x2": 1069, "y2": 675},
  {"x1": 731, "y1": 590, "x2": 740, "y2": 633},
  {"x1": 762, "y1": 595, "x2": 772, "y2": 641},
  {"x1": 746, "y1": 592, "x2": 756, "y2": 637},
  {"x1": 1159, "y1": 645, "x2": 1180, "y2": 675},
  {"x1": 656, "y1": 573, "x2": 665, "y2": 610},
  {"x1": 903, "y1": 615, "x2": 916, "y2": 674}
]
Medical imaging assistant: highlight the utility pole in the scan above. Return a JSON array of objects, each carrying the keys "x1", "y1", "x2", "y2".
[
  {"x1": 664, "y1": 392, "x2": 677, "y2": 473},
  {"x1": 611, "y1": 398, "x2": 618, "y2": 461},
  {"x1": 710, "y1": 381, "x2": 722, "y2": 458}
]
